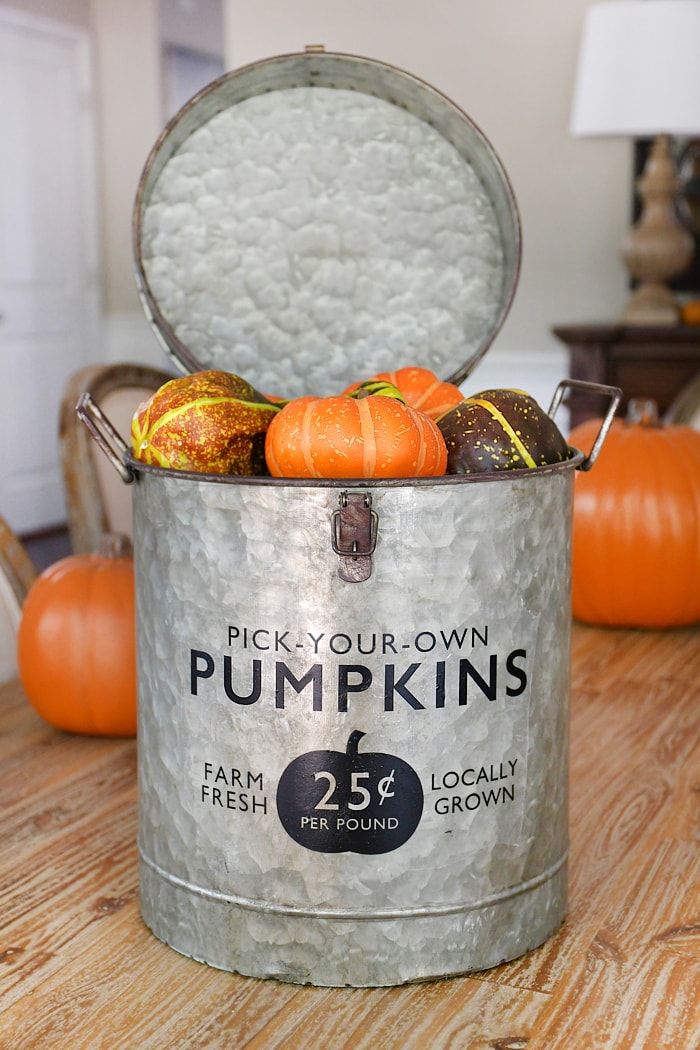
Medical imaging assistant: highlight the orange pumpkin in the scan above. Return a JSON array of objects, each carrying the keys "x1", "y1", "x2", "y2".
[
  {"x1": 681, "y1": 300, "x2": 700, "y2": 326},
  {"x1": 265, "y1": 382, "x2": 447, "y2": 478},
  {"x1": 569, "y1": 400, "x2": 700, "y2": 628},
  {"x1": 343, "y1": 366, "x2": 463, "y2": 420},
  {"x1": 17, "y1": 534, "x2": 137, "y2": 736}
]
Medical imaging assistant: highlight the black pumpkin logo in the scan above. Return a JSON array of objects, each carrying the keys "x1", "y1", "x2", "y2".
[{"x1": 276, "y1": 730, "x2": 424, "y2": 854}]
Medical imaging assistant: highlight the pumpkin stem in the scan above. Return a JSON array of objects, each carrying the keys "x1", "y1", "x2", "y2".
[
  {"x1": 350, "y1": 381, "x2": 406, "y2": 404},
  {"x1": 626, "y1": 398, "x2": 661, "y2": 428},
  {"x1": 346, "y1": 730, "x2": 366, "y2": 756},
  {"x1": 98, "y1": 533, "x2": 133, "y2": 559}
]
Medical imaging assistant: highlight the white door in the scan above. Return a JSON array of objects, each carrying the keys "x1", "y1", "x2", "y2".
[{"x1": 0, "y1": 8, "x2": 99, "y2": 534}]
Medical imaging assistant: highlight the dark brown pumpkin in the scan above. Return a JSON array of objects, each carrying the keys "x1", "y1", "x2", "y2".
[{"x1": 437, "y1": 388, "x2": 570, "y2": 474}]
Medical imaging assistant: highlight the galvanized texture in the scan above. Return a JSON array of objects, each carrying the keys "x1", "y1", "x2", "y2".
[
  {"x1": 135, "y1": 464, "x2": 574, "y2": 985},
  {"x1": 133, "y1": 50, "x2": 521, "y2": 394}
]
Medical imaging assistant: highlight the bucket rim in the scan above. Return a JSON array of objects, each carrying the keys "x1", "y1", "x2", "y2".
[{"x1": 125, "y1": 447, "x2": 585, "y2": 488}]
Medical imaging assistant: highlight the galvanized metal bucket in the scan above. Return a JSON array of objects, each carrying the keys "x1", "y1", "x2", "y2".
[
  {"x1": 80, "y1": 48, "x2": 621, "y2": 987},
  {"x1": 82, "y1": 388, "x2": 618, "y2": 987}
]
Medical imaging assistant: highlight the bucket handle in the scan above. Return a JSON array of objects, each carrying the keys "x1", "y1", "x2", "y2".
[
  {"x1": 548, "y1": 379, "x2": 622, "y2": 472},
  {"x1": 76, "y1": 391, "x2": 135, "y2": 484}
]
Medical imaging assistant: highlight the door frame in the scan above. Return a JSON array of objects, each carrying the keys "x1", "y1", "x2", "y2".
[
  {"x1": 0, "y1": 4, "x2": 101, "y2": 533},
  {"x1": 0, "y1": 1, "x2": 101, "y2": 355}
]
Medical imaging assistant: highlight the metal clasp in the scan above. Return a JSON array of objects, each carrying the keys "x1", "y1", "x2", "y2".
[{"x1": 331, "y1": 492, "x2": 378, "y2": 583}]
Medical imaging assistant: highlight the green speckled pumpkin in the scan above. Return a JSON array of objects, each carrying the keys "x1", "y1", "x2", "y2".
[
  {"x1": 437, "y1": 388, "x2": 570, "y2": 474},
  {"x1": 131, "y1": 370, "x2": 281, "y2": 476}
]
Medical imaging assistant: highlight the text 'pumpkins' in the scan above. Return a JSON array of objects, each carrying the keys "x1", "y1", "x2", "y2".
[
  {"x1": 17, "y1": 534, "x2": 137, "y2": 736},
  {"x1": 569, "y1": 399, "x2": 700, "y2": 628},
  {"x1": 265, "y1": 382, "x2": 447, "y2": 479}
]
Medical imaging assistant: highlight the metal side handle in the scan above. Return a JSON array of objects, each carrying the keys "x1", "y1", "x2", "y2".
[
  {"x1": 548, "y1": 379, "x2": 622, "y2": 472},
  {"x1": 76, "y1": 391, "x2": 135, "y2": 484}
]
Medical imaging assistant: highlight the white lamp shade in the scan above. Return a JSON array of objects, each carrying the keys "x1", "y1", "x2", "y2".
[{"x1": 571, "y1": 0, "x2": 700, "y2": 137}]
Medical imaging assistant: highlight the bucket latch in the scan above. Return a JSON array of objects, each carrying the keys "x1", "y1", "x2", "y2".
[{"x1": 331, "y1": 492, "x2": 378, "y2": 583}]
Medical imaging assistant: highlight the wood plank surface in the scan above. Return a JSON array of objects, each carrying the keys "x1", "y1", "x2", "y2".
[{"x1": 1, "y1": 623, "x2": 698, "y2": 1049}]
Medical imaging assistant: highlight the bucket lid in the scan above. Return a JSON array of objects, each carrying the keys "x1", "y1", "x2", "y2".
[{"x1": 133, "y1": 49, "x2": 521, "y2": 399}]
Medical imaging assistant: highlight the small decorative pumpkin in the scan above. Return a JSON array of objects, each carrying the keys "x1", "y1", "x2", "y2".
[
  {"x1": 569, "y1": 399, "x2": 700, "y2": 628},
  {"x1": 131, "y1": 369, "x2": 280, "y2": 475},
  {"x1": 17, "y1": 534, "x2": 137, "y2": 736},
  {"x1": 437, "y1": 388, "x2": 570, "y2": 474},
  {"x1": 343, "y1": 367, "x2": 464, "y2": 420},
  {"x1": 265, "y1": 381, "x2": 447, "y2": 478}
]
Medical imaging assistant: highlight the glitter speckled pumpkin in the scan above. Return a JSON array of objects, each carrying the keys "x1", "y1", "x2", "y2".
[
  {"x1": 437, "y1": 388, "x2": 570, "y2": 474},
  {"x1": 131, "y1": 370, "x2": 280, "y2": 475}
]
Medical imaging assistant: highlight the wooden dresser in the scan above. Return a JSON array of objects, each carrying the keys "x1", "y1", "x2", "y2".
[{"x1": 552, "y1": 323, "x2": 700, "y2": 427}]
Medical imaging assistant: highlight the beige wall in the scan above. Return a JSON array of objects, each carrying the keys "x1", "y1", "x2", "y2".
[
  {"x1": 223, "y1": 0, "x2": 632, "y2": 392},
  {"x1": 92, "y1": 0, "x2": 161, "y2": 317},
  {"x1": 159, "y1": 0, "x2": 222, "y2": 55},
  {"x1": 1, "y1": 0, "x2": 89, "y2": 26}
]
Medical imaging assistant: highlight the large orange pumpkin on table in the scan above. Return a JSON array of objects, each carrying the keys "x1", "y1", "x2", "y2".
[
  {"x1": 569, "y1": 399, "x2": 700, "y2": 628},
  {"x1": 17, "y1": 534, "x2": 137, "y2": 736},
  {"x1": 265, "y1": 382, "x2": 447, "y2": 478}
]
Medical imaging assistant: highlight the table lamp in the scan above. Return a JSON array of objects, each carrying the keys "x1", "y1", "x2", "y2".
[{"x1": 570, "y1": 0, "x2": 700, "y2": 325}]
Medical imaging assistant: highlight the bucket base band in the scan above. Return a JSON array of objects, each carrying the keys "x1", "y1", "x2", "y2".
[{"x1": 138, "y1": 858, "x2": 567, "y2": 987}]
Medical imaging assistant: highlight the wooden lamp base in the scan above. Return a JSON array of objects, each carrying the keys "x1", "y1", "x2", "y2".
[{"x1": 620, "y1": 134, "x2": 694, "y2": 325}]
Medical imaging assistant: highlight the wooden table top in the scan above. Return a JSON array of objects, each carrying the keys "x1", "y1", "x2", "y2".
[{"x1": 2, "y1": 623, "x2": 699, "y2": 1049}]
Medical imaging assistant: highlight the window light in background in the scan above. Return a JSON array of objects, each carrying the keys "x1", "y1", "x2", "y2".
[{"x1": 571, "y1": 0, "x2": 700, "y2": 325}]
